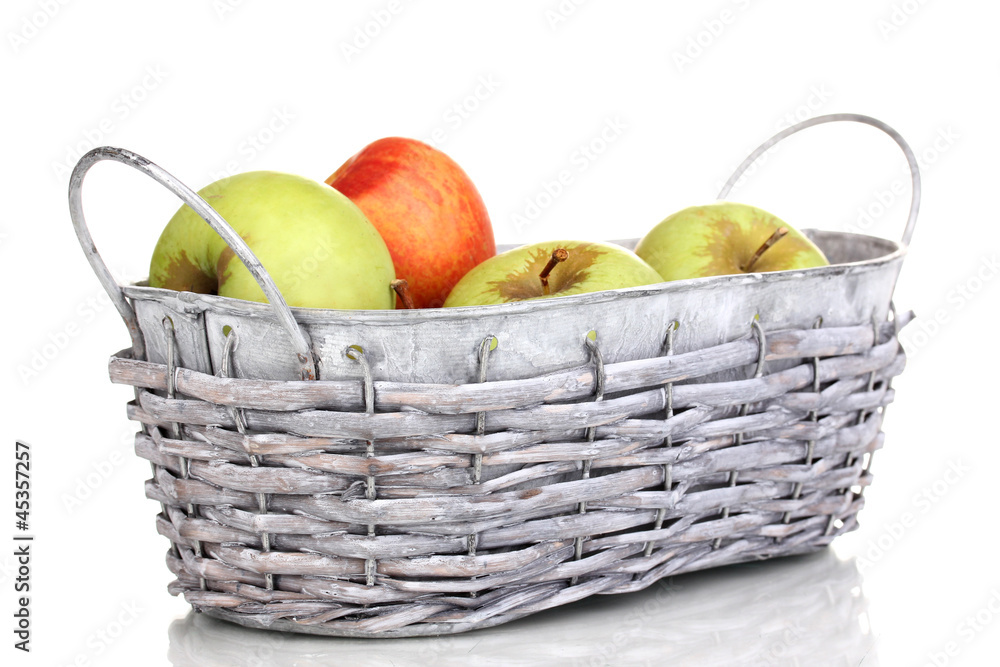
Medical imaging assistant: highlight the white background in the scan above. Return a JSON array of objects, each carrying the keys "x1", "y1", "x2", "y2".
[{"x1": 3, "y1": 1, "x2": 999, "y2": 665}]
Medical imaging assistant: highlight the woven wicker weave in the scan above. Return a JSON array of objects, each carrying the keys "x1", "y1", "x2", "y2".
[
  {"x1": 168, "y1": 550, "x2": 868, "y2": 664},
  {"x1": 70, "y1": 114, "x2": 919, "y2": 637},
  {"x1": 108, "y1": 311, "x2": 908, "y2": 637}
]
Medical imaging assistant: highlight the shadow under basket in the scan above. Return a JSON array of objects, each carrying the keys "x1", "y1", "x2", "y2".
[{"x1": 70, "y1": 113, "x2": 919, "y2": 638}]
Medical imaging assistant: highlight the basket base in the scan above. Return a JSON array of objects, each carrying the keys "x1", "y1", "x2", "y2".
[
  {"x1": 192, "y1": 542, "x2": 829, "y2": 639},
  {"x1": 199, "y1": 604, "x2": 529, "y2": 639}
]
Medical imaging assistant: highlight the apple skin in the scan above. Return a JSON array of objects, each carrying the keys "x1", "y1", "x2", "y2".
[
  {"x1": 148, "y1": 171, "x2": 396, "y2": 310},
  {"x1": 635, "y1": 201, "x2": 829, "y2": 281},
  {"x1": 443, "y1": 240, "x2": 663, "y2": 307},
  {"x1": 327, "y1": 137, "x2": 495, "y2": 309}
]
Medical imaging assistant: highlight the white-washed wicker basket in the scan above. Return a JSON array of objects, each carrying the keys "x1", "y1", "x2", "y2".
[{"x1": 70, "y1": 114, "x2": 917, "y2": 637}]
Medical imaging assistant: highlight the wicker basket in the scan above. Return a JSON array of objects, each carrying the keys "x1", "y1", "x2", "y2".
[{"x1": 70, "y1": 113, "x2": 918, "y2": 638}]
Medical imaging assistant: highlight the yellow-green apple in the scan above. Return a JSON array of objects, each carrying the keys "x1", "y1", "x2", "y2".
[
  {"x1": 326, "y1": 137, "x2": 495, "y2": 309},
  {"x1": 443, "y1": 240, "x2": 662, "y2": 307},
  {"x1": 148, "y1": 171, "x2": 396, "y2": 309},
  {"x1": 635, "y1": 201, "x2": 829, "y2": 281}
]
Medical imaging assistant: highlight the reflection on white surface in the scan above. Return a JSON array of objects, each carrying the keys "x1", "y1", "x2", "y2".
[{"x1": 167, "y1": 550, "x2": 875, "y2": 666}]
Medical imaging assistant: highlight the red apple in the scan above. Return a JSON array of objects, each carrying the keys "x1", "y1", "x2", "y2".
[{"x1": 326, "y1": 137, "x2": 496, "y2": 309}]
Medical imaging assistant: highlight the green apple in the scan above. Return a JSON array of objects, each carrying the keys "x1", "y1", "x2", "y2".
[
  {"x1": 443, "y1": 240, "x2": 662, "y2": 307},
  {"x1": 634, "y1": 201, "x2": 829, "y2": 281},
  {"x1": 149, "y1": 171, "x2": 396, "y2": 309}
]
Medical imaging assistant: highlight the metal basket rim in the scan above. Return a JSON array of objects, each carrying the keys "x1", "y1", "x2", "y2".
[{"x1": 118, "y1": 229, "x2": 906, "y2": 324}]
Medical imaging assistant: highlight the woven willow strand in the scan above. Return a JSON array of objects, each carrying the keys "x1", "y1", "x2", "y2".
[{"x1": 124, "y1": 314, "x2": 910, "y2": 637}]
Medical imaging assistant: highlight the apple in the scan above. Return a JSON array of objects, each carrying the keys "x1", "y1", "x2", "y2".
[
  {"x1": 327, "y1": 137, "x2": 495, "y2": 309},
  {"x1": 148, "y1": 171, "x2": 396, "y2": 310},
  {"x1": 634, "y1": 201, "x2": 829, "y2": 281},
  {"x1": 443, "y1": 240, "x2": 663, "y2": 307}
]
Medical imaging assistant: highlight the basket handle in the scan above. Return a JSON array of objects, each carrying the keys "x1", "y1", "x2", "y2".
[
  {"x1": 717, "y1": 113, "x2": 920, "y2": 247},
  {"x1": 68, "y1": 146, "x2": 317, "y2": 381}
]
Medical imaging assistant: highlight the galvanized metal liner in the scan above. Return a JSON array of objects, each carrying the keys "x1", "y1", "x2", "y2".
[{"x1": 121, "y1": 230, "x2": 904, "y2": 386}]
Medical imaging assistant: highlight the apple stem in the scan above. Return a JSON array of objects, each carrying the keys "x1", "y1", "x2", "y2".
[
  {"x1": 391, "y1": 279, "x2": 416, "y2": 309},
  {"x1": 539, "y1": 248, "x2": 569, "y2": 295},
  {"x1": 742, "y1": 226, "x2": 789, "y2": 272}
]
